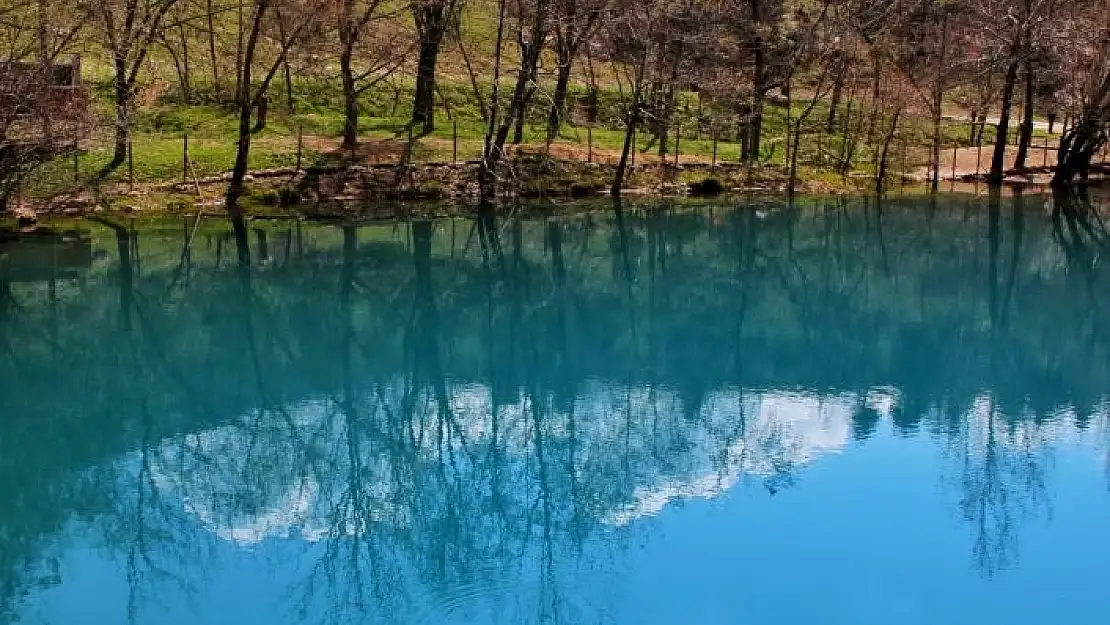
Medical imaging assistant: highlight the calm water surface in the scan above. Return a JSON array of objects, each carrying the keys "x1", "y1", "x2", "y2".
[{"x1": 2, "y1": 193, "x2": 1110, "y2": 624}]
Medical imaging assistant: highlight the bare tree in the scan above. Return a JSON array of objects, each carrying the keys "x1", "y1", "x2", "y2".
[
  {"x1": 1051, "y1": 0, "x2": 1110, "y2": 184},
  {"x1": 411, "y1": 0, "x2": 462, "y2": 134},
  {"x1": 970, "y1": 0, "x2": 1064, "y2": 185},
  {"x1": 85, "y1": 0, "x2": 183, "y2": 177},
  {"x1": 226, "y1": 1, "x2": 320, "y2": 214},
  {"x1": 337, "y1": 0, "x2": 408, "y2": 148},
  {"x1": 545, "y1": 0, "x2": 609, "y2": 141}
]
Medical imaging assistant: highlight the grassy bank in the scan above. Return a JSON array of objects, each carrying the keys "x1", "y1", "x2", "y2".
[{"x1": 21, "y1": 45, "x2": 1038, "y2": 213}]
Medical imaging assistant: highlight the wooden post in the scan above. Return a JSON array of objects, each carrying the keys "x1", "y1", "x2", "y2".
[
  {"x1": 587, "y1": 125, "x2": 593, "y2": 164},
  {"x1": 901, "y1": 140, "x2": 907, "y2": 183},
  {"x1": 1043, "y1": 134, "x2": 1049, "y2": 168},
  {"x1": 127, "y1": 140, "x2": 134, "y2": 191},
  {"x1": 711, "y1": 126, "x2": 718, "y2": 170},
  {"x1": 631, "y1": 129, "x2": 636, "y2": 168},
  {"x1": 73, "y1": 150, "x2": 79, "y2": 182},
  {"x1": 183, "y1": 133, "x2": 189, "y2": 185},
  {"x1": 695, "y1": 96, "x2": 702, "y2": 140},
  {"x1": 452, "y1": 120, "x2": 458, "y2": 163},
  {"x1": 406, "y1": 124, "x2": 414, "y2": 165},
  {"x1": 951, "y1": 142, "x2": 957, "y2": 180},
  {"x1": 296, "y1": 124, "x2": 303, "y2": 171},
  {"x1": 674, "y1": 125, "x2": 680, "y2": 166}
]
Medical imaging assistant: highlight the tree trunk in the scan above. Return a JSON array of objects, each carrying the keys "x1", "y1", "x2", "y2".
[
  {"x1": 658, "y1": 84, "x2": 676, "y2": 161},
  {"x1": 228, "y1": 1, "x2": 268, "y2": 213},
  {"x1": 165, "y1": 38, "x2": 191, "y2": 104},
  {"x1": 749, "y1": 0, "x2": 765, "y2": 164},
  {"x1": 282, "y1": 55, "x2": 294, "y2": 113},
  {"x1": 1052, "y1": 112, "x2": 1103, "y2": 185},
  {"x1": 340, "y1": 43, "x2": 359, "y2": 148},
  {"x1": 743, "y1": 0, "x2": 769, "y2": 164},
  {"x1": 207, "y1": 0, "x2": 220, "y2": 101},
  {"x1": 252, "y1": 91, "x2": 269, "y2": 133},
  {"x1": 546, "y1": 45, "x2": 574, "y2": 142},
  {"x1": 877, "y1": 109, "x2": 902, "y2": 192},
  {"x1": 612, "y1": 105, "x2": 638, "y2": 197},
  {"x1": 479, "y1": 0, "x2": 507, "y2": 202},
  {"x1": 235, "y1": 0, "x2": 244, "y2": 102},
  {"x1": 930, "y1": 105, "x2": 942, "y2": 189},
  {"x1": 178, "y1": 15, "x2": 192, "y2": 104},
  {"x1": 229, "y1": 97, "x2": 254, "y2": 212},
  {"x1": 988, "y1": 52, "x2": 1021, "y2": 185},
  {"x1": 930, "y1": 8, "x2": 948, "y2": 191},
  {"x1": 866, "y1": 52, "x2": 882, "y2": 144},
  {"x1": 513, "y1": 83, "x2": 536, "y2": 144},
  {"x1": 494, "y1": 7, "x2": 549, "y2": 155},
  {"x1": 412, "y1": 19, "x2": 446, "y2": 134},
  {"x1": 826, "y1": 56, "x2": 845, "y2": 133},
  {"x1": 103, "y1": 66, "x2": 131, "y2": 176},
  {"x1": 1014, "y1": 61, "x2": 1034, "y2": 170},
  {"x1": 612, "y1": 49, "x2": 647, "y2": 198}
]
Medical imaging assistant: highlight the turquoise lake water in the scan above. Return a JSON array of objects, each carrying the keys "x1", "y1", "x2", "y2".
[{"x1": 2, "y1": 192, "x2": 1110, "y2": 624}]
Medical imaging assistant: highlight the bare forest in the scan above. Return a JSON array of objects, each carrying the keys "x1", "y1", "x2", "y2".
[{"x1": 3, "y1": 0, "x2": 1110, "y2": 211}]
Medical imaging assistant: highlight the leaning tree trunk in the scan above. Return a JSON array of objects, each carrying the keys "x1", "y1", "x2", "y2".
[
  {"x1": 612, "y1": 105, "x2": 639, "y2": 197},
  {"x1": 988, "y1": 52, "x2": 1021, "y2": 185},
  {"x1": 612, "y1": 59, "x2": 646, "y2": 198},
  {"x1": 1014, "y1": 61, "x2": 1035, "y2": 170},
  {"x1": 1052, "y1": 111, "x2": 1104, "y2": 186},
  {"x1": 494, "y1": 2, "x2": 548, "y2": 155}
]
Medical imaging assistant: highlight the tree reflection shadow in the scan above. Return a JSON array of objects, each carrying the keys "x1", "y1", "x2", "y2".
[{"x1": 3, "y1": 194, "x2": 1110, "y2": 620}]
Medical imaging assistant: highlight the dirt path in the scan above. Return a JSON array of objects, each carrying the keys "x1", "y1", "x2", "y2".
[{"x1": 917, "y1": 144, "x2": 1059, "y2": 180}]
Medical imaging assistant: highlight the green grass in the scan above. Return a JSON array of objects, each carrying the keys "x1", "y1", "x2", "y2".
[{"x1": 23, "y1": 57, "x2": 974, "y2": 203}]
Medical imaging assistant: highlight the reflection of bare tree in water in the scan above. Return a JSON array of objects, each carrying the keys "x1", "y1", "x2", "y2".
[
  {"x1": 1046, "y1": 188, "x2": 1110, "y2": 489},
  {"x1": 13, "y1": 201, "x2": 1110, "y2": 623},
  {"x1": 948, "y1": 198, "x2": 1050, "y2": 577},
  {"x1": 296, "y1": 225, "x2": 408, "y2": 625},
  {"x1": 84, "y1": 219, "x2": 215, "y2": 623},
  {"x1": 948, "y1": 397, "x2": 1051, "y2": 577}
]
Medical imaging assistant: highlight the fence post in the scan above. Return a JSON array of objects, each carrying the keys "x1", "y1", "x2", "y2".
[
  {"x1": 1043, "y1": 134, "x2": 1049, "y2": 168},
  {"x1": 900, "y1": 140, "x2": 907, "y2": 183},
  {"x1": 631, "y1": 129, "x2": 636, "y2": 168},
  {"x1": 296, "y1": 124, "x2": 303, "y2": 171},
  {"x1": 674, "y1": 120, "x2": 681, "y2": 166},
  {"x1": 73, "y1": 150, "x2": 79, "y2": 182},
  {"x1": 587, "y1": 125, "x2": 593, "y2": 164},
  {"x1": 976, "y1": 136, "x2": 983, "y2": 176},
  {"x1": 951, "y1": 142, "x2": 957, "y2": 180},
  {"x1": 452, "y1": 120, "x2": 458, "y2": 163},
  {"x1": 128, "y1": 140, "x2": 134, "y2": 191},
  {"x1": 183, "y1": 133, "x2": 189, "y2": 185},
  {"x1": 711, "y1": 125, "x2": 718, "y2": 170},
  {"x1": 403, "y1": 124, "x2": 414, "y2": 166}
]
